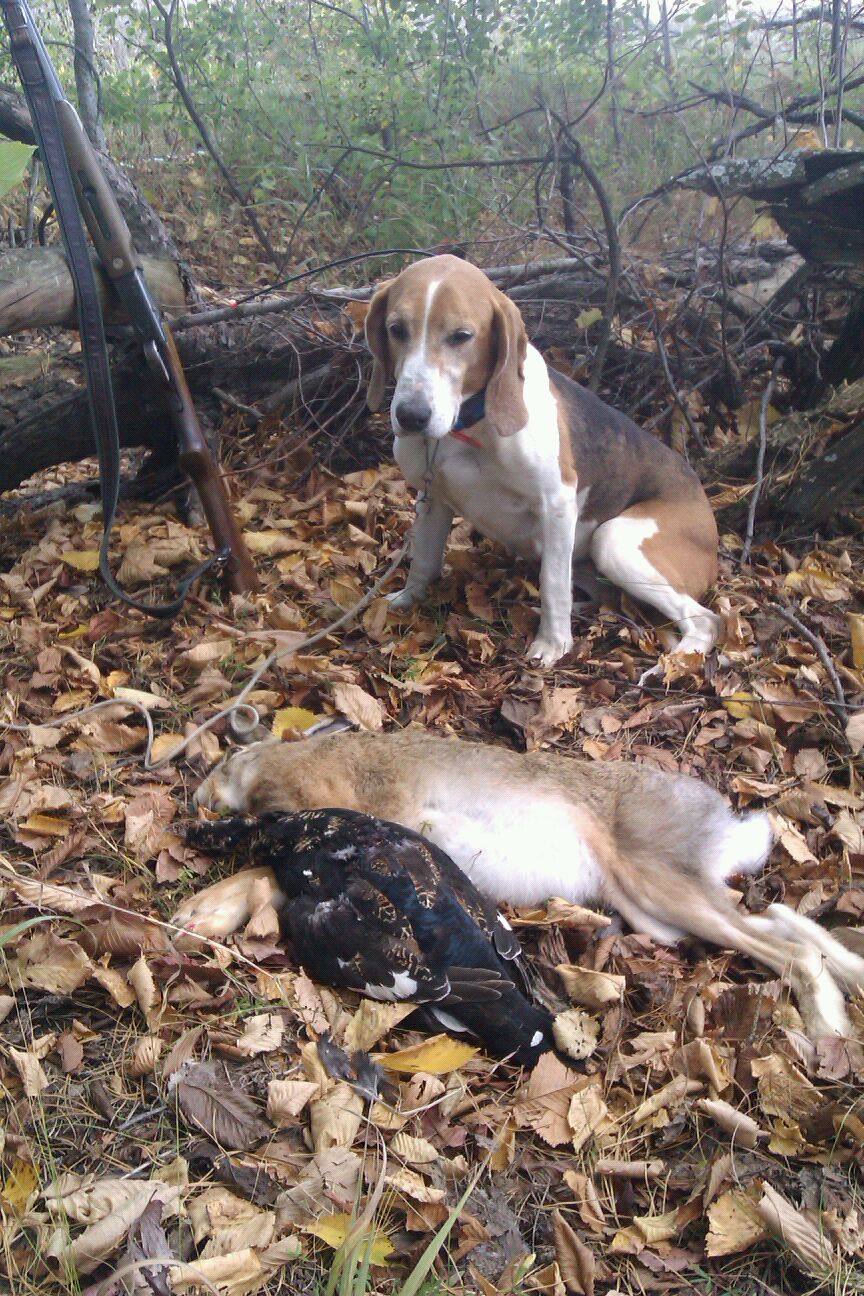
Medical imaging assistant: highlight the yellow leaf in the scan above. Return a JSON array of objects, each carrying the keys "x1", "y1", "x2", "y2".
[
  {"x1": 62, "y1": 549, "x2": 100, "y2": 571},
  {"x1": 272, "y1": 707, "x2": 318, "y2": 737},
  {"x1": 575, "y1": 307, "x2": 602, "y2": 329},
  {"x1": 751, "y1": 212, "x2": 783, "y2": 240},
  {"x1": 19, "y1": 813, "x2": 70, "y2": 837},
  {"x1": 0, "y1": 1158, "x2": 39, "y2": 1214},
  {"x1": 303, "y1": 1213, "x2": 394, "y2": 1265},
  {"x1": 721, "y1": 691, "x2": 766, "y2": 721},
  {"x1": 376, "y1": 1033, "x2": 478, "y2": 1074},
  {"x1": 53, "y1": 689, "x2": 92, "y2": 712},
  {"x1": 848, "y1": 613, "x2": 864, "y2": 671},
  {"x1": 149, "y1": 733, "x2": 185, "y2": 763},
  {"x1": 58, "y1": 623, "x2": 89, "y2": 641}
]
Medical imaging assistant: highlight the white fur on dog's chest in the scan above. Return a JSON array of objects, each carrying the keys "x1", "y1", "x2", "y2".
[{"x1": 395, "y1": 344, "x2": 572, "y2": 560}]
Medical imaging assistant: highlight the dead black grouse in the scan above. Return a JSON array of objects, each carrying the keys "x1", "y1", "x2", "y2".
[{"x1": 184, "y1": 808, "x2": 556, "y2": 1067}]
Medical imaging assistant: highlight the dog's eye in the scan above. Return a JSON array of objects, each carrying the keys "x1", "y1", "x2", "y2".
[
  {"x1": 448, "y1": 330, "x2": 473, "y2": 345},
  {"x1": 388, "y1": 321, "x2": 408, "y2": 342}
]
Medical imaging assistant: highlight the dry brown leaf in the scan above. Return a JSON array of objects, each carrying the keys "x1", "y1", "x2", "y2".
[
  {"x1": 341, "y1": 999, "x2": 415, "y2": 1053},
  {"x1": 697, "y1": 1097, "x2": 764, "y2": 1149},
  {"x1": 552, "y1": 1208, "x2": 595, "y2": 1295},
  {"x1": 707, "y1": 1185, "x2": 768, "y2": 1257},
  {"x1": 170, "y1": 1248, "x2": 267, "y2": 1296},
  {"x1": 234, "y1": 1013, "x2": 284, "y2": 1057},
  {"x1": 561, "y1": 1170, "x2": 605, "y2": 1235},
  {"x1": 309, "y1": 1081, "x2": 364, "y2": 1152},
  {"x1": 7, "y1": 932, "x2": 92, "y2": 994},
  {"x1": 267, "y1": 1079, "x2": 320, "y2": 1124},
  {"x1": 846, "y1": 712, "x2": 864, "y2": 756},
  {"x1": 44, "y1": 1174, "x2": 179, "y2": 1277},
  {"x1": 163, "y1": 1026, "x2": 205, "y2": 1077},
  {"x1": 128, "y1": 955, "x2": 160, "y2": 1027},
  {"x1": 556, "y1": 964, "x2": 624, "y2": 1010},
  {"x1": 9, "y1": 1046, "x2": 49, "y2": 1097},
  {"x1": 331, "y1": 681, "x2": 386, "y2": 730},
  {"x1": 751, "y1": 1054, "x2": 822, "y2": 1122},
  {"x1": 126, "y1": 1034, "x2": 165, "y2": 1076},
  {"x1": 91, "y1": 966, "x2": 136, "y2": 1009},
  {"x1": 758, "y1": 1182, "x2": 838, "y2": 1278},
  {"x1": 629, "y1": 1076, "x2": 701, "y2": 1128},
  {"x1": 512, "y1": 1052, "x2": 584, "y2": 1146},
  {"x1": 385, "y1": 1166, "x2": 445, "y2": 1203},
  {"x1": 568, "y1": 1082, "x2": 610, "y2": 1153},
  {"x1": 389, "y1": 1132, "x2": 439, "y2": 1166},
  {"x1": 124, "y1": 785, "x2": 176, "y2": 863}
]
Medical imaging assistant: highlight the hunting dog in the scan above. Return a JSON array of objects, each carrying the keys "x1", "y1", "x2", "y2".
[
  {"x1": 364, "y1": 255, "x2": 719, "y2": 672},
  {"x1": 175, "y1": 730, "x2": 864, "y2": 1041}
]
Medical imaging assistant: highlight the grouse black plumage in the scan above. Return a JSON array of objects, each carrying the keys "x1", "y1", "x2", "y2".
[{"x1": 184, "y1": 808, "x2": 556, "y2": 1067}]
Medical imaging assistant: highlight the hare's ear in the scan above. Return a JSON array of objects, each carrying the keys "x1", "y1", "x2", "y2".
[
  {"x1": 365, "y1": 281, "x2": 393, "y2": 411},
  {"x1": 484, "y1": 290, "x2": 528, "y2": 436}
]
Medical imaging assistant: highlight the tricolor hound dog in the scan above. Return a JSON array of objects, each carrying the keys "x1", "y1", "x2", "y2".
[{"x1": 365, "y1": 255, "x2": 720, "y2": 672}]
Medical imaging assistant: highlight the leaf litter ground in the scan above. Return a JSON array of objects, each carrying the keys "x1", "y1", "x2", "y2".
[{"x1": 1, "y1": 413, "x2": 863, "y2": 1296}]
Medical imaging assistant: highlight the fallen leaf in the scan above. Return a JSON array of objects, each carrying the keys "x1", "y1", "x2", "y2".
[
  {"x1": 272, "y1": 706, "x2": 318, "y2": 736},
  {"x1": 267, "y1": 1079, "x2": 320, "y2": 1124},
  {"x1": 553, "y1": 1208, "x2": 595, "y2": 1295},
  {"x1": 377, "y1": 1034, "x2": 478, "y2": 1074},
  {"x1": 758, "y1": 1183, "x2": 838, "y2": 1278},
  {"x1": 308, "y1": 1082, "x2": 364, "y2": 1152},
  {"x1": 234, "y1": 1013, "x2": 284, "y2": 1057},
  {"x1": 751, "y1": 1055, "x2": 822, "y2": 1122},
  {"x1": 513, "y1": 1052, "x2": 583, "y2": 1146},
  {"x1": 707, "y1": 1186, "x2": 768, "y2": 1257},
  {"x1": 303, "y1": 1212, "x2": 394, "y2": 1266},
  {"x1": 62, "y1": 549, "x2": 100, "y2": 571},
  {"x1": 331, "y1": 681, "x2": 385, "y2": 730},
  {"x1": 556, "y1": 964, "x2": 624, "y2": 1010}
]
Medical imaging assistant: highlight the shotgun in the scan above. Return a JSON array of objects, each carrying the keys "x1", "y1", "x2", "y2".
[{"x1": 1, "y1": 0, "x2": 258, "y2": 605}]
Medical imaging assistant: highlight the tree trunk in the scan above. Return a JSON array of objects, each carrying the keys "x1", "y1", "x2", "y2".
[{"x1": 67, "y1": 0, "x2": 107, "y2": 152}]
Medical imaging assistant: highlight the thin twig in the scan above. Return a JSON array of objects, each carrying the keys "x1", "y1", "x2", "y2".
[
  {"x1": 768, "y1": 601, "x2": 847, "y2": 719},
  {"x1": 655, "y1": 328, "x2": 705, "y2": 453},
  {"x1": 742, "y1": 356, "x2": 783, "y2": 563}
]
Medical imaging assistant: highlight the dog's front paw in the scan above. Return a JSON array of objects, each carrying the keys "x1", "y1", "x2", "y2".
[
  {"x1": 527, "y1": 633, "x2": 572, "y2": 669},
  {"x1": 386, "y1": 586, "x2": 424, "y2": 611}
]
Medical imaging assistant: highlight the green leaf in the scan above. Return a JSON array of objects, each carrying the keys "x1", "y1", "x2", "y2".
[{"x1": 0, "y1": 141, "x2": 35, "y2": 199}]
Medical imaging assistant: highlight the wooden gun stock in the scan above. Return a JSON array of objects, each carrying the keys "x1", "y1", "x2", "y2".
[{"x1": 161, "y1": 328, "x2": 258, "y2": 595}]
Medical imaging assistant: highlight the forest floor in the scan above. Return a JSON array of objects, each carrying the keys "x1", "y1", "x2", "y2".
[{"x1": 0, "y1": 201, "x2": 863, "y2": 1296}]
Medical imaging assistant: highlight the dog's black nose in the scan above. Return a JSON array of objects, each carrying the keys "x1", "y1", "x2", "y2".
[{"x1": 394, "y1": 397, "x2": 432, "y2": 434}]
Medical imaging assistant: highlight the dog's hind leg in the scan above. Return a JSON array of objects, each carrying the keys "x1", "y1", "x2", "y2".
[{"x1": 590, "y1": 506, "x2": 719, "y2": 677}]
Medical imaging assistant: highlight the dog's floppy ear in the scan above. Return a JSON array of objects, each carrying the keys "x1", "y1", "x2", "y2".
[
  {"x1": 365, "y1": 280, "x2": 393, "y2": 411},
  {"x1": 485, "y1": 289, "x2": 528, "y2": 436}
]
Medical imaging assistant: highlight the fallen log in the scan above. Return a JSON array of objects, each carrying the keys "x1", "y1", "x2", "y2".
[
  {"x1": 708, "y1": 376, "x2": 864, "y2": 527},
  {"x1": 0, "y1": 249, "x2": 185, "y2": 335}
]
